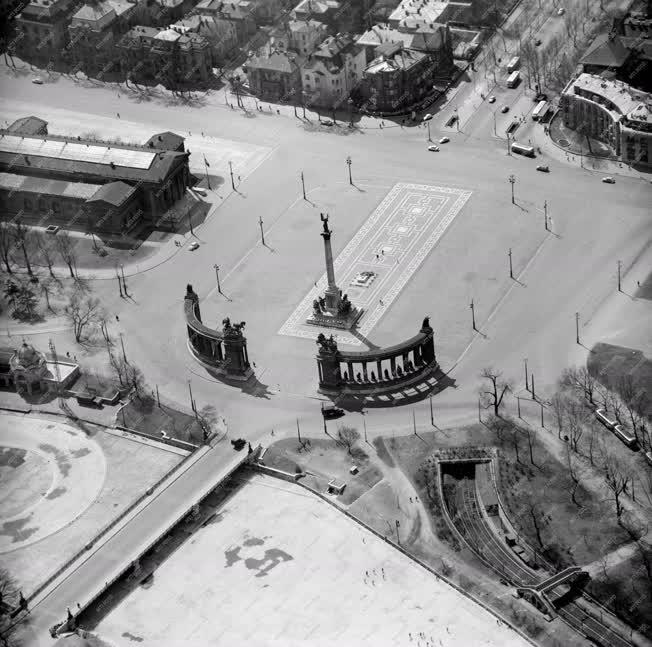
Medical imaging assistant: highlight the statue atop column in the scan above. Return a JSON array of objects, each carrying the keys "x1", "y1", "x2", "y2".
[{"x1": 306, "y1": 213, "x2": 363, "y2": 330}]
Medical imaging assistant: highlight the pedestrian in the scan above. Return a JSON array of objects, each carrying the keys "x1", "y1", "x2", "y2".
[
  {"x1": 380, "y1": 123, "x2": 383, "y2": 129},
  {"x1": 276, "y1": 109, "x2": 280, "y2": 114},
  {"x1": 66, "y1": 351, "x2": 70, "y2": 357},
  {"x1": 381, "y1": 250, "x2": 384, "y2": 255},
  {"x1": 77, "y1": 603, "x2": 81, "y2": 610},
  {"x1": 252, "y1": 361, "x2": 257, "y2": 368},
  {"x1": 637, "y1": 280, "x2": 641, "y2": 287},
  {"x1": 237, "y1": 175, "x2": 241, "y2": 182},
  {"x1": 115, "y1": 315, "x2": 120, "y2": 322},
  {"x1": 375, "y1": 254, "x2": 379, "y2": 260},
  {"x1": 379, "y1": 299, "x2": 384, "y2": 306},
  {"x1": 365, "y1": 570, "x2": 369, "y2": 576},
  {"x1": 271, "y1": 429, "x2": 274, "y2": 436},
  {"x1": 73, "y1": 355, "x2": 77, "y2": 361},
  {"x1": 409, "y1": 497, "x2": 412, "y2": 502},
  {"x1": 117, "y1": 113, "x2": 120, "y2": 119}
]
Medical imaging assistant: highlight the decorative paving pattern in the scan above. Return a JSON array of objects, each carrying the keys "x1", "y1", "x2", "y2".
[{"x1": 278, "y1": 182, "x2": 472, "y2": 345}]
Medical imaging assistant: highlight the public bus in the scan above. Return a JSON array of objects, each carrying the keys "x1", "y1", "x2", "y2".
[
  {"x1": 532, "y1": 100, "x2": 550, "y2": 121},
  {"x1": 507, "y1": 56, "x2": 521, "y2": 73},
  {"x1": 613, "y1": 424, "x2": 637, "y2": 449},
  {"x1": 511, "y1": 142, "x2": 535, "y2": 157},
  {"x1": 507, "y1": 71, "x2": 521, "y2": 88}
]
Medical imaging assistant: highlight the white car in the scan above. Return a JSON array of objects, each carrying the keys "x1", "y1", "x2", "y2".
[
  {"x1": 428, "y1": 145, "x2": 440, "y2": 152},
  {"x1": 488, "y1": 96, "x2": 496, "y2": 103},
  {"x1": 32, "y1": 78, "x2": 43, "y2": 84},
  {"x1": 188, "y1": 241, "x2": 200, "y2": 250},
  {"x1": 601, "y1": 177, "x2": 615, "y2": 184},
  {"x1": 422, "y1": 113, "x2": 433, "y2": 121},
  {"x1": 557, "y1": 7, "x2": 565, "y2": 15},
  {"x1": 439, "y1": 136, "x2": 450, "y2": 144},
  {"x1": 194, "y1": 187, "x2": 207, "y2": 196}
]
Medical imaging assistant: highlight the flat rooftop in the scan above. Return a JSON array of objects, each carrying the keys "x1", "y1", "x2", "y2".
[
  {"x1": 0, "y1": 134, "x2": 156, "y2": 169},
  {"x1": 91, "y1": 473, "x2": 529, "y2": 646}
]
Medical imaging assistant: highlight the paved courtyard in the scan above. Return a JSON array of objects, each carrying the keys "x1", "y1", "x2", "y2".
[
  {"x1": 93, "y1": 473, "x2": 528, "y2": 647},
  {"x1": 279, "y1": 182, "x2": 472, "y2": 345}
]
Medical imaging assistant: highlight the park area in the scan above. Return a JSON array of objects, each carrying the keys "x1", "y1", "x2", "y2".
[
  {"x1": 0, "y1": 413, "x2": 182, "y2": 594},
  {"x1": 88, "y1": 472, "x2": 530, "y2": 647}
]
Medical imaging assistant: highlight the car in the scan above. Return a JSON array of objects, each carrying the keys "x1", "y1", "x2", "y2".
[
  {"x1": 194, "y1": 187, "x2": 207, "y2": 196},
  {"x1": 32, "y1": 77, "x2": 43, "y2": 84},
  {"x1": 427, "y1": 145, "x2": 440, "y2": 152},
  {"x1": 501, "y1": 105, "x2": 510, "y2": 113},
  {"x1": 534, "y1": 92, "x2": 548, "y2": 102},
  {"x1": 535, "y1": 38, "x2": 542, "y2": 46},
  {"x1": 488, "y1": 96, "x2": 496, "y2": 103},
  {"x1": 422, "y1": 113, "x2": 433, "y2": 121},
  {"x1": 536, "y1": 165, "x2": 550, "y2": 172},
  {"x1": 322, "y1": 404, "x2": 344, "y2": 420},
  {"x1": 321, "y1": 119, "x2": 334, "y2": 126},
  {"x1": 601, "y1": 176, "x2": 615, "y2": 184},
  {"x1": 557, "y1": 7, "x2": 565, "y2": 15},
  {"x1": 188, "y1": 241, "x2": 200, "y2": 250},
  {"x1": 439, "y1": 136, "x2": 449, "y2": 144},
  {"x1": 645, "y1": 451, "x2": 652, "y2": 466}
]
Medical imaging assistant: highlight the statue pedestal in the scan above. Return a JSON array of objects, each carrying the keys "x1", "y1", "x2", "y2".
[{"x1": 306, "y1": 307, "x2": 363, "y2": 330}]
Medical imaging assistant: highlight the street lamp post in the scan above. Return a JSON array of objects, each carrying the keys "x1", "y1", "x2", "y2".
[
  {"x1": 301, "y1": 171, "x2": 306, "y2": 200},
  {"x1": 470, "y1": 298, "x2": 477, "y2": 331},
  {"x1": 575, "y1": 312, "x2": 580, "y2": 344},
  {"x1": 492, "y1": 110, "x2": 497, "y2": 136},
  {"x1": 214, "y1": 264, "x2": 221, "y2": 294},
  {"x1": 429, "y1": 394, "x2": 434, "y2": 426},
  {"x1": 119, "y1": 332, "x2": 128, "y2": 363},
  {"x1": 507, "y1": 132, "x2": 512, "y2": 155},
  {"x1": 228, "y1": 161, "x2": 235, "y2": 190},
  {"x1": 544, "y1": 200, "x2": 548, "y2": 231},
  {"x1": 120, "y1": 264, "x2": 127, "y2": 295},
  {"x1": 524, "y1": 358, "x2": 529, "y2": 392},
  {"x1": 347, "y1": 98, "x2": 353, "y2": 127},
  {"x1": 346, "y1": 156, "x2": 352, "y2": 185},
  {"x1": 427, "y1": 120, "x2": 432, "y2": 142},
  {"x1": 617, "y1": 260, "x2": 622, "y2": 292},
  {"x1": 259, "y1": 216, "x2": 265, "y2": 246},
  {"x1": 508, "y1": 175, "x2": 516, "y2": 204},
  {"x1": 508, "y1": 247, "x2": 513, "y2": 279}
]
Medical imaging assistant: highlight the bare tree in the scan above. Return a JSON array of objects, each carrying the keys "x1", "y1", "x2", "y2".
[
  {"x1": 550, "y1": 393, "x2": 567, "y2": 440},
  {"x1": 618, "y1": 375, "x2": 647, "y2": 446},
  {"x1": 64, "y1": 292, "x2": 103, "y2": 342},
  {"x1": 55, "y1": 231, "x2": 78, "y2": 278},
  {"x1": 34, "y1": 232, "x2": 57, "y2": 277},
  {"x1": 511, "y1": 426, "x2": 522, "y2": 464},
  {"x1": 564, "y1": 398, "x2": 588, "y2": 453},
  {"x1": 0, "y1": 568, "x2": 25, "y2": 647},
  {"x1": 560, "y1": 366, "x2": 596, "y2": 404},
  {"x1": 523, "y1": 426, "x2": 539, "y2": 468},
  {"x1": 522, "y1": 501, "x2": 547, "y2": 549},
  {"x1": 0, "y1": 222, "x2": 15, "y2": 274},
  {"x1": 564, "y1": 9, "x2": 581, "y2": 48},
  {"x1": 337, "y1": 425, "x2": 360, "y2": 455},
  {"x1": 480, "y1": 367, "x2": 511, "y2": 417},
  {"x1": 565, "y1": 445, "x2": 582, "y2": 507},
  {"x1": 12, "y1": 221, "x2": 34, "y2": 276},
  {"x1": 603, "y1": 455, "x2": 630, "y2": 521}
]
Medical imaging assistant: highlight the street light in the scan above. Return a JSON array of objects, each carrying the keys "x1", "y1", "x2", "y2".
[
  {"x1": 258, "y1": 216, "x2": 265, "y2": 246},
  {"x1": 508, "y1": 174, "x2": 516, "y2": 204},
  {"x1": 228, "y1": 161, "x2": 235, "y2": 190},
  {"x1": 346, "y1": 156, "x2": 352, "y2": 185},
  {"x1": 213, "y1": 264, "x2": 221, "y2": 294},
  {"x1": 508, "y1": 247, "x2": 513, "y2": 279},
  {"x1": 301, "y1": 171, "x2": 306, "y2": 200}
]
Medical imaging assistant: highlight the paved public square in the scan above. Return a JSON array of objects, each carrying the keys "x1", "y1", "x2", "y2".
[
  {"x1": 93, "y1": 473, "x2": 529, "y2": 647},
  {"x1": 279, "y1": 182, "x2": 471, "y2": 344}
]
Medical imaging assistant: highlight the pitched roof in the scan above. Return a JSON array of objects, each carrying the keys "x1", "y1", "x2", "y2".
[
  {"x1": 87, "y1": 181, "x2": 136, "y2": 205},
  {"x1": 7, "y1": 116, "x2": 48, "y2": 135},
  {"x1": 246, "y1": 51, "x2": 299, "y2": 73},
  {"x1": 582, "y1": 33, "x2": 630, "y2": 68},
  {"x1": 0, "y1": 172, "x2": 99, "y2": 199},
  {"x1": 145, "y1": 131, "x2": 185, "y2": 150}
]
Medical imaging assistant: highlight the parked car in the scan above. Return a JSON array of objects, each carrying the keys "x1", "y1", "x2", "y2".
[
  {"x1": 534, "y1": 92, "x2": 548, "y2": 102},
  {"x1": 188, "y1": 241, "x2": 200, "y2": 250},
  {"x1": 427, "y1": 145, "x2": 440, "y2": 152},
  {"x1": 194, "y1": 187, "x2": 207, "y2": 196},
  {"x1": 557, "y1": 7, "x2": 565, "y2": 15},
  {"x1": 322, "y1": 404, "x2": 344, "y2": 419},
  {"x1": 321, "y1": 119, "x2": 334, "y2": 126},
  {"x1": 488, "y1": 96, "x2": 496, "y2": 103},
  {"x1": 32, "y1": 77, "x2": 43, "y2": 84},
  {"x1": 439, "y1": 136, "x2": 450, "y2": 144},
  {"x1": 601, "y1": 176, "x2": 615, "y2": 184},
  {"x1": 501, "y1": 105, "x2": 510, "y2": 113},
  {"x1": 535, "y1": 38, "x2": 542, "y2": 46},
  {"x1": 536, "y1": 165, "x2": 550, "y2": 172},
  {"x1": 422, "y1": 113, "x2": 433, "y2": 121}
]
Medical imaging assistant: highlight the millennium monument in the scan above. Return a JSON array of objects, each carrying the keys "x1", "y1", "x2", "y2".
[{"x1": 307, "y1": 213, "x2": 363, "y2": 330}]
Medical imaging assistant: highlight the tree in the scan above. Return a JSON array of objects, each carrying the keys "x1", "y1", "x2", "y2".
[
  {"x1": 479, "y1": 367, "x2": 511, "y2": 417},
  {"x1": 618, "y1": 375, "x2": 647, "y2": 446},
  {"x1": 550, "y1": 393, "x2": 567, "y2": 440},
  {"x1": 3, "y1": 280, "x2": 38, "y2": 320},
  {"x1": 12, "y1": 221, "x2": 33, "y2": 276},
  {"x1": 564, "y1": 397, "x2": 589, "y2": 453},
  {"x1": 510, "y1": 425, "x2": 522, "y2": 464},
  {"x1": 603, "y1": 455, "x2": 630, "y2": 521},
  {"x1": 0, "y1": 222, "x2": 15, "y2": 274},
  {"x1": 64, "y1": 292, "x2": 103, "y2": 342},
  {"x1": 55, "y1": 231, "x2": 78, "y2": 278},
  {"x1": 337, "y1": 425, "x2": 360, "y2": 455},
  {"x1": 565, "y1": 445, "x2": 582, "y2": 507},
  {"x1": 34, "y1": 232, "x2": 57, "y2": 278},
  {"x1": 560, "y1": 366, "x2": 596, "y2": 404},
  {"x1": 0, "y1": 568, "x2": 25, "y2": 647}
]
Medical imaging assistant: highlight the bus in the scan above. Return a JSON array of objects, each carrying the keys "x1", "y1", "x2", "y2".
[
  {"x1": 507, "y1": 71, "x2": 521, "y2": 88},
  {"x1": 511, "y1": 142, "x2": 535, "y2": 157},
  {"x1": 532, "y1": 100, "x2": 550, "y2": 121},
  {"x1": 613, "y1": 424, "x2": 637, "y2": 448},
  {"x1": 507, "y1": 56, "x2": 520, "y2": 73},
  {"x1": 595, "y1": 408, "x2": 616, "y2": 430}
]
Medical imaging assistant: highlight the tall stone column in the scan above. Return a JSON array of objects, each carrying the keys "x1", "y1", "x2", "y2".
[{"x1": 321, "y1": 214, "x2": 340, "y2": 312}]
